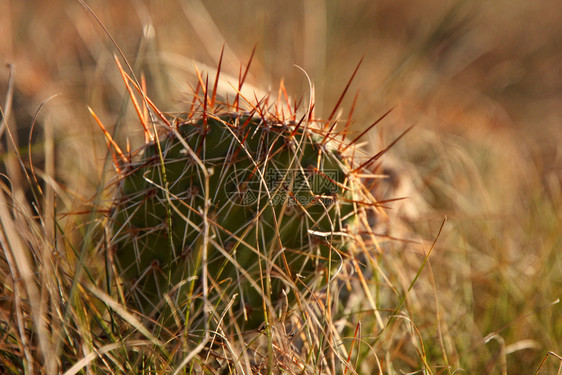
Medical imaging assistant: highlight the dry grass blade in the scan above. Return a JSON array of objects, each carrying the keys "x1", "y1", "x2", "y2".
[
  {"x1": 83, "y1": 284, "x2": 166, "y2": 349},
  {"x1": 0, "y1": 187, "x2": 50, "y2": 372},
  {"x1": 63, "y1": 340, "x2": 152, "y2": 375}
]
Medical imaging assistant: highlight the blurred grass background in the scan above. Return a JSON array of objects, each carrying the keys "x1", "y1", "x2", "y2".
[{"x1": 1, "y1": 0, "x2": 560, "y2": 373}]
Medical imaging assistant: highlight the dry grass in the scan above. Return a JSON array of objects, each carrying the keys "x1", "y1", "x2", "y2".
[{"x1": 1, "y1": 0, "x2": 560, "y2": 373}]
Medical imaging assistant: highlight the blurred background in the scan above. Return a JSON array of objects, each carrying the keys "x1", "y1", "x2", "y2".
[
  {"x1": 1, "y1": 0, "x2": 560, "y2": 373},
  {"x1": 1, "y1": 0, "x2": 560, "y2": 192}
]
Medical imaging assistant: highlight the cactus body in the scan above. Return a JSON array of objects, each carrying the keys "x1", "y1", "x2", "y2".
[{"x1": 111, "y1": 112, "x2": 359, "y2": 329}]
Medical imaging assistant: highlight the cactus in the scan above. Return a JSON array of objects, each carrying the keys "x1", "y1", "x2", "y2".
[{"x1": 103, "y1": 58, "x2": 375, "y2": 333}]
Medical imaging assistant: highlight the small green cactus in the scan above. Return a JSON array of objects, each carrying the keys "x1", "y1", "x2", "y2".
[
  {"x1": 95, "y1": 53, "x2": 385, "y2": 338},
  {"x1": 110, "y1": 111, "x2": 360, "y2": 329}
]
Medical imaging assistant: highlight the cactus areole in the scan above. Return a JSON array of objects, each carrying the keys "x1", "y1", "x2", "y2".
[{"x1": 110, "y1": 110, "x2": 360, "y2": 329}]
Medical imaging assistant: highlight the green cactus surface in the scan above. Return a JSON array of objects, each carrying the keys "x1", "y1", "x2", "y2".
[{"x1": 110, "y1": 110, "x2": 361, "y2": 330}]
